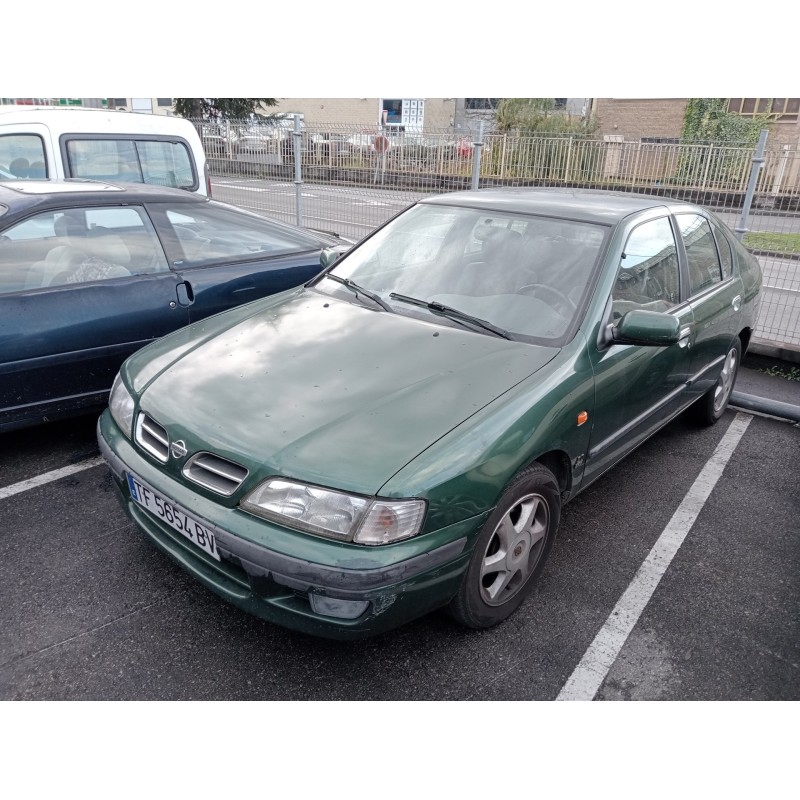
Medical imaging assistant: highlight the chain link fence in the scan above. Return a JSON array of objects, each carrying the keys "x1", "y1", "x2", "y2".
[{"x1": 192, "y1": 117, "x2": 800, "y2": 354}]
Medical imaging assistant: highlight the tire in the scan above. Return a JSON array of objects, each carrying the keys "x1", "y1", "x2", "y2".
[
  {"x1": 447, "y1": 463, "x2": 561, "y2": 629},
  {"x1": 689, "y1": 337, "x2": 742, "y2": 426}
]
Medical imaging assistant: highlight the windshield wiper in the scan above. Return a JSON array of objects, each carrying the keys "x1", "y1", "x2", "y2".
[
  {"x1": 389, "y1": 293, "x2": 514, "y2": 340},
  {"x1": 325, "y1": 274, "x2": 393, "y2": 312}
]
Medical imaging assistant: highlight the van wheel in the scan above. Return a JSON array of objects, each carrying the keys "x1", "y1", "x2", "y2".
[{"x1": 447, "y1": 463, "x2": 560, "y2": 629}]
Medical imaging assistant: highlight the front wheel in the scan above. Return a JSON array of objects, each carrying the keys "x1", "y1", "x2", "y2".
[
  {"x1": 447, "y1": 463, "x2": 561, "y2": 629},
  {"x1": 689, "y1": 337, "x2": 742, "y2": 426}
]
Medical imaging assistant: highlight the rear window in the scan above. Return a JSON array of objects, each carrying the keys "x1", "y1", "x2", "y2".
[{"x1": 64, "y1": 137, "x2": 197, "y2": 190}]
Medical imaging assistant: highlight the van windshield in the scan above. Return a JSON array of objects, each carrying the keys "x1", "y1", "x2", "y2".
[{"x1": 65, "y1": 138, "x2": 196, "y2": 190}]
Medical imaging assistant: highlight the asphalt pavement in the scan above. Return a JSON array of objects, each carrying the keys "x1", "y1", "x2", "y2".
[{"x1": 0, "y1": 351, "x2": 797, "y2": 702}]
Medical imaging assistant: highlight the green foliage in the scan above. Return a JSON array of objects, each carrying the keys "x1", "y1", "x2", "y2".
[
  {"x1": 678, "y1": 99, "x2": 774, "y2": 186},
  {"x1": 759, "y1": 364, "x2": 800, "y2": 381},
  {"x1": 486, "y1": 100, "x2": 600, "y2": 180},
  {"x1": 174, "y1": 98, "x2": 277, "y2": 119},
  {"x1": 494, "y1": 99, "x2": 597, "y2": 136},
  {"x1": 681, "y1": 99, "x2": 771, "y2": 145}
]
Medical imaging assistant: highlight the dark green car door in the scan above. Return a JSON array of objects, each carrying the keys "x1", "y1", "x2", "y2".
[
  {"x1": 674, "y1": 212, "x2": 744, "y2": 400},
  {"x1": 583, "y1": 214, "x2": 695, "y2": 484}
]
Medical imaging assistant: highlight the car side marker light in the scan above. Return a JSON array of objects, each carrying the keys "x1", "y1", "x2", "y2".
[{"x1": 577, "y1": 411, "x2": 589, "y2": 426}]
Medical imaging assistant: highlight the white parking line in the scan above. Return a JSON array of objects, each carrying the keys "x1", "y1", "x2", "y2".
[
  {"x1": 0, "y1": 456, "x2": 105, "y2": 500},
  {"x1": 556, "y1": 412, "x2": 753, "y2": 701}
]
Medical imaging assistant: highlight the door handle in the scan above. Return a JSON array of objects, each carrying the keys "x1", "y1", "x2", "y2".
[
  {"x1": 732, "y1": 294, "x2": 742, "y2": 312},
  {"x1": 176, "y1": 281, "x2": 194, "y2": 307}
]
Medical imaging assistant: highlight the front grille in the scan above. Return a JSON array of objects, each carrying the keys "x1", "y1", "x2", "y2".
[
  {"x1": 135, "y1": 413, "x2": 169, "y2": 462},
  {"x1": 182, "y1": 452, "x2": 248, "y2": 496}
]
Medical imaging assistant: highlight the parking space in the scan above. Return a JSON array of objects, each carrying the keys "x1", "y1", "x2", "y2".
[
  {"x1": 0, "y1": 400, "x2": 800, "y2": 700},
  {"x1": 1, "y1": 380, "x2": 797, "y2": 701}
]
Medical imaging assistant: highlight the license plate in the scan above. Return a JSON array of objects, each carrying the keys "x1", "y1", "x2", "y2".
[{"x1": 127, "y1": 473, "x2": 221, "y2": 561}]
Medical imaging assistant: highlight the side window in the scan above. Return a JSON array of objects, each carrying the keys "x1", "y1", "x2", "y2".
[
  {"x1": 0, "y1": 134, "x2": 47, "y2": 179},
  {"x1": 709, "y1": 218, "x2": 734, "y2": 279},
  {"x1": 676, "y1": 214, "x2": 723, "y2": 295},
  {"x1": 64, "y1": 138, "x2": 195, "y2": 190},
  {"x1": 137, "y1": 140, "x2": 195, "y2": 190},
  {"x1": 0, "y1": 206, "x2": 167, "y2": 293},
  {"x1": 613, "y1": 217, "x2": 680, "y2": 316},
  {"x1": 159, "y1": 203, "x2": 320, "y2": 267}
]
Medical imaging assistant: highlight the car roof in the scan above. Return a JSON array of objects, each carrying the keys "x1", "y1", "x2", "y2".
[
  {"x1": 422, "y1": 187, "x2": 696, "y2": 225},
  {"x1": 0, "y1": 179, "x2": 204, "y2": 212}
]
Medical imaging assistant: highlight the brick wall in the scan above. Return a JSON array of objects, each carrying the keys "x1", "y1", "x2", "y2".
[
  {"x1": 593, "y1": 98, "x2": 689, "y2": 140},
  {"x1": 593, "y1": 98, "x2": 800, "y2": 147}
]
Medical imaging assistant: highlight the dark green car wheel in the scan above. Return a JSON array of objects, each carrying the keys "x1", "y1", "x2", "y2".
[
  {"x1": 448, "y1": 463, "x2": 561, "y2": 629},
  {"x1": 690, "y1": 336, "x2": 742, "y2": 426}
]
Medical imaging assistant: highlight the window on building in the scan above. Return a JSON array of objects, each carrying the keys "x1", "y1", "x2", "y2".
[
  {"x1": 130, "y1": 98, "x2": 153, "y2": 114},
  {"x1": 380, "y1": 99, "x2": 424, "y2": 131},
  {"x1": 157, "y1": 98, "x2": 172, "y2": 107},
  {"x1": 728, "y1": 98, "x2": 800, "y2": 122},
  {"x1": 381, "y1": 99, "x2": 403, "y2": 124},
  {"x1": 641, "y1": 137, "x2": 680, "y2": 144},
  {"x1": 464, "y1": 99, "x2": 503, "y2": 110}
]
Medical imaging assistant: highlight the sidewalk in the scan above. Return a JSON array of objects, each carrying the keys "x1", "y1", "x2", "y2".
[{"x1": 732, "y1": 353, "x2": 800, "y2": 422}]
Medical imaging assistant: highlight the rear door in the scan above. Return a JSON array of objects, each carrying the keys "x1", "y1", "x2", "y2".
[
  {"x1": 674, "y1": 212, "x2": 743, "y2": 400},
  {"x1": 0, "y1": 205, "x2": 188, "y2": 426},
  {"x1": 147, "y1": 201, "x2": 325, "y2": 322}
]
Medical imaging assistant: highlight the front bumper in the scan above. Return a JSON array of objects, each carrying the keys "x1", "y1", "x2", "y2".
[{"x1": 97, "y1": 413, "x2": 482, "y2": 639}]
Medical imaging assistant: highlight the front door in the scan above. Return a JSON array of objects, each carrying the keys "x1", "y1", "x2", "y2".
[{"x1": 584, "y1": 215, "x2": 694, "y2": 483}]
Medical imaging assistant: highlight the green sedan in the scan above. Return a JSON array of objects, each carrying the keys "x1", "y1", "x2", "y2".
[{"x1": 97, "y1": 189, "x2": 762, "y2": 639}]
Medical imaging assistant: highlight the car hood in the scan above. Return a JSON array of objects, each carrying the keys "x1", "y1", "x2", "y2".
[{"x1": 136, "y1": 290, "x2": 558, "y2": 496}]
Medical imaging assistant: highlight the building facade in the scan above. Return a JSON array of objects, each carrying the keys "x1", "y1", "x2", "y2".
[{"x1": 593, "y1": 98, "x2": 800, "y2": 147}]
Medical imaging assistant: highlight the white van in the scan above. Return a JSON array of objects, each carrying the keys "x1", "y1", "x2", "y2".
[{"x1": 0, "y1": 106, "x2": 210, "y2": 195}]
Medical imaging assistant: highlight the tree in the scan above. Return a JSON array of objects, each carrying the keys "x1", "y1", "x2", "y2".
[{"x1": 173, "y1": 98, "x2": 278, "y2": 119}]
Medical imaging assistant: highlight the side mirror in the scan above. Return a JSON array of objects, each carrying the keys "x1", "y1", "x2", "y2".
[
  {"x1": 320, "y1": 248, "x2": 342, "y2": 270},
  {"x1": 612, "y1": 309, "x2": 681, "y2": 347}
]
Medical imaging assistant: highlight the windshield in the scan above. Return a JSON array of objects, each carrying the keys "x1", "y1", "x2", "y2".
[{"x1": 316, "y1": 203, "x2": 608, "y2": 343}]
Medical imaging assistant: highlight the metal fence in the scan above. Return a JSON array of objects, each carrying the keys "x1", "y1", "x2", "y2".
[{"x1": 193, "y1": 117, "x2": 800, "y2": 354}]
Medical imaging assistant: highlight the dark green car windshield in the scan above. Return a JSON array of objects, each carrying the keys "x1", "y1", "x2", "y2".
[{"x1": 318, "y1": 203, "x2": 608, "y2": 343}]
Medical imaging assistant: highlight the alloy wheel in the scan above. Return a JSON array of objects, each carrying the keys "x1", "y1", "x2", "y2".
[
  {"x1": 480, "y1": 492, "x2": 549, "y2": 606},
  {"x1": 713, "y1": 346, "x2": 738, "y2": 413}
]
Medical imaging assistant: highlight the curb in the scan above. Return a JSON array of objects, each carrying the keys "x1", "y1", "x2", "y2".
[
  {"x1": 748, "y1": 339, "x2": 800, "y2": 365},
  {"x1": 729, "y1": 391, "x2": 800, "y2": 423}
]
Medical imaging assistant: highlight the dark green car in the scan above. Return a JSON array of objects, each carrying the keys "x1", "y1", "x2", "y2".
[{"x1": 97, "y1": 189, "x2": 762, "y2": 639}]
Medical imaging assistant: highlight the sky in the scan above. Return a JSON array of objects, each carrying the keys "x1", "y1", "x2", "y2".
[{"x1": 6, "y1": 4, "x2": 793, "y2": 101}]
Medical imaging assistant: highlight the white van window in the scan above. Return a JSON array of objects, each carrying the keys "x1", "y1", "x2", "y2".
[
  {"x1": 64, "y1": 138, "x2": 196, "y2": 190},
  {"x1": 0, "y1": 134, "x2": 48, "y2": 179}
]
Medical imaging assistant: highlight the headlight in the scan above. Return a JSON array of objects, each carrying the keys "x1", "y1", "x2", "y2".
[
  {"x1": 240, "y1": 478, "x2": 426, "y2": 545},
  {"x1": 108, "y1": 374, "x2": 135, "y2": 439}
]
